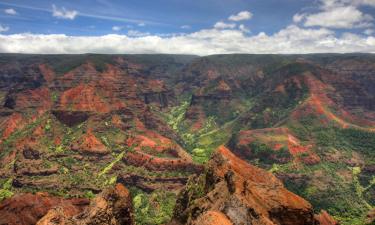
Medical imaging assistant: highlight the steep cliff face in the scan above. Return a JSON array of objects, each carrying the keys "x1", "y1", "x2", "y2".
[
  {"x1": 0, "y1": 183, "x2": 134, "y2": 225},
  {"x1": 37, "y1": 183, "x2": 134, "y2": 225},
  {"x1": 0, "y1": 193, "x2": 89, "y2": 225},
  {"x1": 171, "y1": 146, "x2": 337, "y2": 225}
]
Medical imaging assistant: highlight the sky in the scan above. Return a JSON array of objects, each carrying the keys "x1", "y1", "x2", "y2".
[{"x1": 0, "y1": 0, "x2": 375, "y2": 55}]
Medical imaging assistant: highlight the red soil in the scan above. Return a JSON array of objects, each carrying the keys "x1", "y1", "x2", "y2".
[
  {"x1": 124, "y1": 151, "x2": 202, "y2": 173},
  {"x1": 302, "y1": 74, "x2": 375, "y2": 130},
  {"x1": 16, "y1": 87, "x2": 52, "y2": 114},
  {"x1": 217, "y1": 80, "x2": 231, "y2": 92},
  {"x1": 38, "y1": 64, "x2": 55, "y2": 83},
  {"x1": 32, "y1": 124, "x2": 45, "y2": 136},
  {"x1": 314, "y1": 210, "x2": 339, "y2": 225},
  {"x1": 72, "y1": 129, "x2": 109, "y2": 155},
  {"x1": 127, "y1": 134, "x2": 172, "y2": 153},
  {"x1": 60, "y1": 83, "x2": 111, "y2": 113},
  {"x1": 206, "y1": 69, "x2": 219, "y2": 80},
  {"x1": 126, "y1": 119, "x2": 194, "y2": 168},
  {"x1": 236, "y1": 127, "x2": 320, "y2": 165},
  {"x1": 0, "y1": 192, "x2": 89, "y2": 225},
  {"x1": 147, "y1": 79, "x2": 166, "y2": 92},
  {"x1": 1, "y1": 113, "x2": 24, "y2": 140}
]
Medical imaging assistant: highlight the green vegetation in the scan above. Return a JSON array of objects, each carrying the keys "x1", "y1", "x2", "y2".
[
  {"x1": 130, "y1": 188, "x2": 177, "y2": 225},
  {"x1": 286, "y1": 115, "x2": 375, "y2": 225},
  {"x1": 51, "y1": 92, "x2": 59, "y2": 102},
  {"x1": 165, "y1": 98, "x2": 231, "y2": 163},
  {"x1": 44, "y1": 119, "x2": 52, "y2": 131},
  {"x1": 248, "y1": 142, "x2": 292, "y2": 164},
  {"x1": 84, "y1": 190, "x2": 95, "y2": 199},
  {"x1": 0, "y1": 114, "x2": 47, "y2": 159},
  {"x1": 44, "y1": 54, "x2": 116, "y2": 74},
  {"x1": 98, "y1": 151, "x2": 125, "y2": 177},
  {"x1": 167, "y1": 100, "x2": 190, "y2": 131},
  {"x1": 0, "y1": 178, "x2": 13, "y2": 202},
  {"x1": 290, "y1": 116, "x2": 375, "y2": 162}
]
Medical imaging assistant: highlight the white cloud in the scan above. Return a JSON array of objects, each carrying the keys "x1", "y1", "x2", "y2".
[
  {"x1": 321, "y1": 0, "x2": 375, "y2": 8},
  {"x1": 0, "y1": 25, "x2": 9, "y2": 33},
  {"x1": 296, "y1": 0, "x2": 374, "y2": 29},
  {"x1": 214, "y1": 21, "x2": 236, "y2": 29},
  {"x1": 293, "y1": 13, "x2": 305, "y2": 23},
  {"x1": 304, "y1": 6, "x2": 373, "y2": 28},
  {"x1": 138, "y1": 22, "x2": 145, "y2": 27},
  {"x1": 239, "y1": 24, "x2": 250, "y2": 33},
  {"x1": 356, "y1": 0, "x2": 375, "y2": 6},
  {"x1": 4, "y1": 8, "x2": 17, "y2": 15},
  {"x1": 181, "y1": 25, "x2": 191, "y2": 29},
  {"x1": 228, "y1": 11, "x2": 253, "y2": 21},
  {"x1": 112, "y1": 26, "x2": 123, "y2": 31},
  {"x1": 52, "y1": 4, "x2": 78, "y2": 20},
  {"x1": 0, "y1": 25, "x2": 374, "y2": 55}
]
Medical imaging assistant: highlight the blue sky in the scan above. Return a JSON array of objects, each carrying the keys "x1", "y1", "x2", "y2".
[
  {"x1": 0, "y1": 0, "x2": 374, "y2": 54},
  {"x1": 0, "y1": 0, "x2": 312, "y2": 35}
]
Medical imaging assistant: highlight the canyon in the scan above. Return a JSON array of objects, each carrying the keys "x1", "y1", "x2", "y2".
[{"x1": 0, "y1": 53, "x2": 374, "y2": 225}]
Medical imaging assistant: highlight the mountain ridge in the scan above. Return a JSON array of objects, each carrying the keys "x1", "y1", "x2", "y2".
[{"x1": 0, "y1": 53, "x2": 374, "y2": 225}]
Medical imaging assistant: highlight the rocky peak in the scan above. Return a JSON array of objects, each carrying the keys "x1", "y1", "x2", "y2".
[{"x1": 171, "y1": 146, "x2": 337, "y2": 225}]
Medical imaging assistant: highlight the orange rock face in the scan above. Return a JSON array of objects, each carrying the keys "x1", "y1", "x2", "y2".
[
  {"x1": 37, "y1": 183, "x2": 135, "y2": 225},
  {"x1": 172, "y1": 146, "x2": 335, "y2": 225},
  {"x1": 193, "y1": 211, "x2": 233, "y2": 225},
  {"x1": 314, "y1": 210, "x2": 339, "y2": 225},
  {"x1": 0, "y1": 192, "x2": 89, "y2": 225},
  {"x1": 292, "y1": 73, "x2": 375, "y2": 130},
  {"x1": 60, "y1": 83, "x2": 111, "y2": 113},
  {"x1": 38, "y1": 64, "x2": 55, "y2": 84},
  {"x1": 72, "y1": 129, "x2": 110, "y2": 155},
  {"x1": 1, "y1": 113, "x2": 24, "y2": 140}
]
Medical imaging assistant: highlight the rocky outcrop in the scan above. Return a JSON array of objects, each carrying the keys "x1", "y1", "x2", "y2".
[
  {"x1": 123, "y1": 151, "x2": 203, "y2": 173},
  {"x1": 52, "y1": 110, "x2": 91, "y2": 127},
  {"x1": 314, "y1": 210, "x2": 339, "y2": 225},
  {"x1": 36, "y1": 183, "x2": 134, "y2": 225},
  {"x1": 118, "y1": 174, "x2": 188, "y2": 193},
  {"x1": 192, "y1": 211, "x2": 233, "y2": 225},
  {"x1": 71, "y1": 130, "x2": 110, "y2": 155},
  {"x1": 0, "y1": 192, "x2": 89, "y2": 225},
  {"x1": 171, "y1": 146, "x2": 336, "y2": 225}
]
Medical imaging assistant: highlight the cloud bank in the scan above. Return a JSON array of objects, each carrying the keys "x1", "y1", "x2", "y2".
[
  {"x1": 0, "y1": 25, "x2": 374, "y2": 55},
  {"x1": 295, "y1": 0, "x2": 375, "y2": 29}
]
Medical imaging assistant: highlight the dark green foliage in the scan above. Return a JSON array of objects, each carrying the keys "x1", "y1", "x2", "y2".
[
  {"x1": 130, "y1": 188, "x2": 177, "y2": 225},
  {"x1": 288, "y1": 116, "x2": 375, "y2": 225},
  {"x1": 248, "y1": 142, "x2": 292, "y2": 164},
  {"x1": 339, "y1": 129, "x2": 375, "y2": 157}
]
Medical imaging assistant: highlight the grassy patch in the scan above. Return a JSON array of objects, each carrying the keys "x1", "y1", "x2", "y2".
[
  {"x1": 130, "y1": 188, "x2": 177, "y2": 225},
  {"x1": 98, "y1": 151, "x2": 125, "y2": 177},
  {"x1": 0, "y1": 178, "x2": 13, "y2": 202}
]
